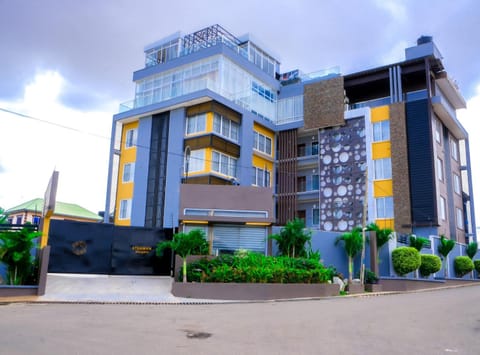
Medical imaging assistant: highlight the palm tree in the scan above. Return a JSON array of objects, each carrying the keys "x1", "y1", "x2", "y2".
[
  {"x1": 269, "y1": 218, "x2": 312, "y2": 258},
  {"x1": 156, "y1": 229, "x2": 209, "y2": 283},
  {"x1": 366, "y1": 222, "x2": 393, "y2": 260},
  {"x1": 409, "y1": 234, "x2": 429, "y2": 251},
  {"x1": 466, "y1": 241, "x2": 478, "y2": 279},
  {"x1": 335, "y1": 227, "x2": 364, "y2": 284},
  {"x1": 437, "y1": 235, "x2": 455, "y2": 278}
]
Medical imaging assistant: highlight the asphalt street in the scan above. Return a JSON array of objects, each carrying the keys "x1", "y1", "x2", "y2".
[{"x1": 1, "y1": 285, "x2": 479, "y2": 355}]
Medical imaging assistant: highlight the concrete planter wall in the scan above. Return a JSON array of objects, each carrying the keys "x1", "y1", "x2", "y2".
[{"x1": 172, "y1": 282, "x2": 340, "y2": 300}]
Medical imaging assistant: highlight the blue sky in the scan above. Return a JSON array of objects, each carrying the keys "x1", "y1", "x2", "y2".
[{"x1": 0, "y1": 0, "x2": 479, "y2": 227}]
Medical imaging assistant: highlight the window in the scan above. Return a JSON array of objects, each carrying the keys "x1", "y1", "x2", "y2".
[
  {"x1": 125, "y1": 129, "x2": 137, "y2": 148},
  {"x1": 297, "y1": 143, "x2": 306, "y2": 157},
  {"x1": 213, "y1": 113, "x2": 239, "y2": 142},
  {"x1": 439, "y1": 196, "x2": 446, "y2": 221},
  {"x1": 374, "y1": 158, "x2": 392, "y2": 180},
  {"x1": 456, "y1": 207, "x2": 464, "y2": 230},
  {"x1": 435, "y1": 120, "x2": 442, "y2": 144},
  {"x1": 186, "y1": 149, "x2": 205, "y2": 173},
  {"x1": 122, "y1": 162, "x2": 135, "y2": 183},
  {"x1": 436, "y1": 158, "x2": 444, "y2": 181},
  {"x1": 453, "y1": 174, "x2": 461, "y2": 195},
  {"x1": 451, "y1": 138, "x2": 458, "y2": 161},
  {"x1": 311, "y1": 142, "x2": 319, "y2": 155},
  {"x1": 185, "y1": 114, "x2": 206, "y2": 135},
  {"x1": 15, "y1": 216, "x2": 22, "y2": 224},
  {"x1": 297, "y1": 210, "x2": 306, "y2": 222},
  {"x1": 313, "y1": 208, "x2": 320, "y2": 225},
  {"x1": 253, "y1": 131, "x2": 272, "y2": 155},
  {"x1": 7, "y1": 218, "x2": 13, "y2": 224},
  {"x1": 32, "y1": 215, "x2": 41, "y2": 225},
  {"x1": 376, "y1": 197, "x2": 394, "y2": 218},
  {"x1": 252, "y1": 81, "x2": 275, "y2": 102},
  {"x1": 373, "y1": 120, "x2": 390, "y2": 142},
  {"x1": 252, "y1": 167, "x2": 270, "y2": 187},
  {"x1": 297, "y1": 176, "x2": 306, "y2": 192},
  {"x1": 119, "y1": 199, "x2": 132, "y2": 220},
  {"x1": 312, "y1": 175, "x2": 319, "y2": 190},
  {"x1": 212, "y1": 151, "x2": 236, "y2": 177}
]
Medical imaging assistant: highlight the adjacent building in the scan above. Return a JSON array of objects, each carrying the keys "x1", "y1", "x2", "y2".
[
  {"x1": 6, "y1": 198, "x2": 102, "y2": 225},
  {"x1": 105, "y1": 25, "x2": 476, "y2": 252}
]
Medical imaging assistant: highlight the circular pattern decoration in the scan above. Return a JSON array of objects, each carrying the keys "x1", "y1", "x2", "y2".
[
  {"x1": 323, "y1": 187, "x2": 333, "y2": 197},
  {"x1": 338, "y1": 220, "x2": 348, "y2": 231},
  {"x1": 339, "y1": 152, "x2": 349, "y2": 163},
  {"x1": 337, "y1": 185, "x2": 347, "y2": 196},
  {"x1": 323, "y1": 155, "x2": 332, "y2": 164},
  {"x1": 324, "y1": 221, "x2": 333, "y2": 231}
]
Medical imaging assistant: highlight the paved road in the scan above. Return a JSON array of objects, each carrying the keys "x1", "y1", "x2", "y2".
[{"x1": 1, "y1": 285, "x2": 479, "y2": 355}]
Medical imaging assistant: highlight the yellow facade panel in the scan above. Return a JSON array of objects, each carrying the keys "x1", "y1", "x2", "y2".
[
  {"x1": 206, "y1": 112, "x2": 213, "y2": 132},
  {"x1": 375, "y1": 218, "x2": 395, "y2": 230},
  {"x1": 252, "y1": 155, "x2": 274, "y2": 171},
  {"x1": 373, "y1": 180, "x2": 393, "y2": 197},
  {"x1": 371, "y1": 105, "x2": 390, "y2": 122},
  {"x1": 372, "y1": 142, "x2": 391, "y2": 159}
]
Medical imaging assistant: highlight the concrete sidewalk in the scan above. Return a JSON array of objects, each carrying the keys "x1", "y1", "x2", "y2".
[{"x1": 1, "y1": 273, "x2": 226, "y2": 304}]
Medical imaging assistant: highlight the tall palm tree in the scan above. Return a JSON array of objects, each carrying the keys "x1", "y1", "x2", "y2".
[
  {"x1": 366, "y1": 222, "x2": 393, "y2": 260},
  {"x1": 437, "y1": 235, "x2": 455, "y2": 278},
  {"x1": 335, "y1": 227, "x2": 363, "y2": 284}
]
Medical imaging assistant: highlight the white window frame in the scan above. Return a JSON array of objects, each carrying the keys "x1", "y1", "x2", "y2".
[
  {"x1": 453, "y1": 174, "x2": 461, "y2": 195},
  {"x1": 212, "y1": 151, "x2": 237, "y2": 177},
  {"x1": 373, "y1": 120, "x2": 390, "y2": 142},
  {"x1": 119, "y1": 199, "x2": 132, "y2": 220},
  {"x1": 253, "y1": 131, "x2": 272, "y2": 155},
  {"x1": 252, "y1": 167, "x2": 270, "y2": 187},
  {"x1": 374, "y1": 158, "x2": 392, "y2": 180},
  {"x1": 187, "y1": 149, "x2": 205, "y2": 173},
  {"x1": 376, "y1": 197, "x2": 394, "y2": 219},
  {"x1": 436, "y1": 157, "x2": 444, "y2": 182},
  {"x1": 450, "y1": 138, "x2": 459, "y2": 161},
  {"x1": 185, "y1": 113, "x2": 206, "y2": 136},
  {"x1": 125, "y1": 129, "x2": 137, "y2": 148},
  {"x1": 122, "y1": 162, "x2": 135, "y2": 183},
  {"x1": 439, "y1": 196, "x2": 446, "y2": 221},
  {"x1": 213, "y1": 113, "x2": 239, "y2": 143},
  {"x1": 456, "y1": 207, "x2": 464, "y2": 230}
]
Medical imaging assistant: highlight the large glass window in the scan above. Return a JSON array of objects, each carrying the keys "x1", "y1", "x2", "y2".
[
  {"x1": 212, "y1": 151, "x2": 236, "y2": 177},
  {"x1": 213, "y1": 113, "x2": 239, "y2": 142},
  {"x1": 252, "y1": 167, "x2": 270, "y2": 187},
  {"x1": 119, "y1": 199, "x2": 132, "y2": 220},
  {"x1": 185, "y1": 114, "x2": 206, "y2": 135},
  {"x1": 125, "y1": 129, "x2": 137, "y2": 148},
  {"x1": 311, "y1": 142, "x2": 319, "y2": 155},
  {"x1": 312, "y1": 175, "x2": 319, "y2": 190},
  {"x1": 373, "y1": 120, "x2": 390, "y2": 142},
  {"x1": 374, "y1": 158, "x2": 392, "y2": 180},
  {"x1": 187, "y1": 149, "x2": 205, "y2": 173},
  {"x1": 253, "y1": 131, "x2": 272, "y2": 155},
  {"x1": 123, "y1": 162, "x2": 135, "y2": 183},
  {"x1": 376, "y1": 197, "x2": 394, "y2": 218}
]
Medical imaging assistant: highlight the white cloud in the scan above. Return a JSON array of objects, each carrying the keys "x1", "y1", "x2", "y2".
[
  {"x1": 373, "y1": 0, "x2": 407, "y2": 22},
  {"x1": 0, "y1": 70, "x2": 114, "y2": 214}
]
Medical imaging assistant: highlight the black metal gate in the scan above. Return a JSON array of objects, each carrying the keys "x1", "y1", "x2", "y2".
[{"x1": 48, "y1": 220, "x2": 172, "y2": 275}]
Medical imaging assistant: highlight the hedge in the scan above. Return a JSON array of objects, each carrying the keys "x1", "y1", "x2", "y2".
[
  {"x1": 454, "y1": 256, "x2": 474, "y2": 277},
  {"x1": 419, "y1": 254, "x2": 442, "y2": 277},
  {"x1": 392, "y1": 247, "x2": 421, "y2": 276}
]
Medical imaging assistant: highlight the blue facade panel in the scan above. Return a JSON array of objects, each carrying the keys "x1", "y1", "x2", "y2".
[{"x1": 131, "y1": 116, "x2": 152, "y2": 226}]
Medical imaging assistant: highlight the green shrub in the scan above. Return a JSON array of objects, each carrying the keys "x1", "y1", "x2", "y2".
[
  {"x1": 474, "y1": 260, "x2": 480, "y2": 274},
  {"x1": 391, "y1": 247, "x2": 421, "y2": 276},
  {"x1": 185, "y1": 252, "x2": 331, "y2": 283},
  {"x1": 419, "y1": 254, "x2": 442, "y2": 277},
  {"x1": 454, "y1": 256, "x2": 474, "y2": 277}
]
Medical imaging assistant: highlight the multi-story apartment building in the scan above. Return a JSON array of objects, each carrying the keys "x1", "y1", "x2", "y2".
[{"x1": 105, "y1": 25, "x2": 476, "y2": 252}]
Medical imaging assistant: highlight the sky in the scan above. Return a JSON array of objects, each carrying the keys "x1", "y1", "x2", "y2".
[{"x1": 0, "y1": 0, "x2": 479, "y2": 228}]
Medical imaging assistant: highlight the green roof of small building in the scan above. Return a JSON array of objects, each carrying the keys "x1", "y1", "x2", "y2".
[{"x1": 6, "y1": 198, "x2": 102, "y2": 221}]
